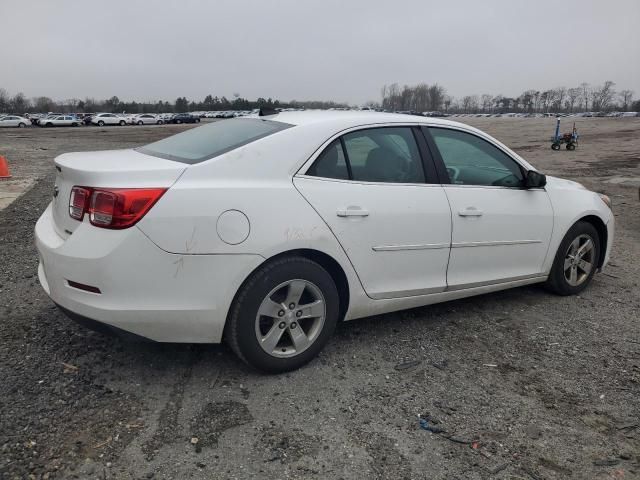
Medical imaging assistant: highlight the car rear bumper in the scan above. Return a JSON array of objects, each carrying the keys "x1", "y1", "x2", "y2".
[{"x1": 35, "y1": 203, "x2": 263, "y2": 343}]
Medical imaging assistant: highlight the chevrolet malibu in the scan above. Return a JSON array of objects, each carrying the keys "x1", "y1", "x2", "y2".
[{"x1": 35, "y1": 111, "x2": 614, "y2": 372}]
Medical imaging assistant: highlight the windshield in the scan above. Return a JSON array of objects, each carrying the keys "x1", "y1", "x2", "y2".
[{"x1": 137, "y1": 118, "x2": 292, "y2": 164}]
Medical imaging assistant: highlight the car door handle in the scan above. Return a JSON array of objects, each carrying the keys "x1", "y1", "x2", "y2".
[
  {"x1": 337, "y1": 207, "x2": 369, "y2": 217},
  {"x1": 458, "y1": 207, "x2": 483, "y2": 217}
]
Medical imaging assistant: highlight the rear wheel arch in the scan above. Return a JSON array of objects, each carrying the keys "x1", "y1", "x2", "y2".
[{"x1": 228, "y1": 249, "x2": 350, "y2": 327}]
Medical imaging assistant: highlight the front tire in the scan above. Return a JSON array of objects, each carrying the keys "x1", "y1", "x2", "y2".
[
  {"x1": 97, "y1": 121, "x2": 105, "y2": 126},
  {"x1": 226, "y1": 256, "x2": 339, "y2": 373},
  {"x1": 545, "y1": 221, "x2": 600, "y2": 295},
  {"x1": 18, "y1": 122, "x2": 26, "y2": 128},
  {"x1": 119, "y1": 120, "x2": 126, "y2": 126}
]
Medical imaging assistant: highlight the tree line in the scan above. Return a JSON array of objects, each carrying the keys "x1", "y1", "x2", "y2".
[
  {"x1": 1, "y1": 82, "x2": 638, "y2": 115},
  {"x1": 379, "y1": 81, "x2": 638, "y2": 113},
  {"x1": 0, "y1": 89, "x2": 348, "y2": 114}
]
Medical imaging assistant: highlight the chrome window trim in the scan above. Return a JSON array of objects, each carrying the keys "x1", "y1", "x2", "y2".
[{"x1": 294, "y1": 174, "x2": 443, "y2": 188}]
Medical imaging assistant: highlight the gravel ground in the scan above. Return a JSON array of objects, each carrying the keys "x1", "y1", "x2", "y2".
[{"x1": 1, "y1": 119, "x2": 639, "y2": 480}]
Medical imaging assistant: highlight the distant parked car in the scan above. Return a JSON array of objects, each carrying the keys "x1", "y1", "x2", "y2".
[
  {"x1": 0, "y1": 115, "x2": 30, "y2": 128},
  {"x1": 40, "y1": 115, "x2": 80, "y2": 127},
  {"x1": 35, "y1": 113, "x2": 64, "y2": 126},
  {"x1": 134, "y1": 114, "x2": 163, "y2": 125},
  {"x1": 619, "y1": 112, "x2": 638, "y2": 118},
  {"x1": 91, "y1": 113, "x2": 127, "y2": 126},
  {"x1": 167, "y1": 113, "x2": 200, "y2": 124}
]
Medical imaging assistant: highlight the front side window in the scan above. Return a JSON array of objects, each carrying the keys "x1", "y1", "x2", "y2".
[
  {"x1": 307, "y1": 127, "x2": 426, "y2": 184},
  {"x1": 137, "y1": 118, "x2": 292, "y2": 164},
  {"x1": 429, "y1": 128, "x2": 523, "y2": 187}
]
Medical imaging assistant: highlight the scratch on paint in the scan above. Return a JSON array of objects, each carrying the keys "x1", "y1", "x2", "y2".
[
  {"x1": 173, "y1": 256, "x2": 185, "y2": 278},
  {"x1": 185, "y1": 226, "x2": 197, "y2": 252}
]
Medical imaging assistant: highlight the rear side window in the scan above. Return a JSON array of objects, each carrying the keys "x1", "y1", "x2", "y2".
[
  {"x1": 305, "y1": 139, "x2": 349, "y2": 180},
  {"x1": 306, "y1": 127, "x2": 426, "y2": 184},
  {"x1": 137, "y1": 118, "x2": 292, "y2": 164}
]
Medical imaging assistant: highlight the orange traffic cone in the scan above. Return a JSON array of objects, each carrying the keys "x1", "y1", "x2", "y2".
[{"x1": 0, "y1": 155, "x2": 11, "y2": 179}]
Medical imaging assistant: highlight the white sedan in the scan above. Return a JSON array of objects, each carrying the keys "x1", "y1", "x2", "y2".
[
  {"x1": 133, "y1": 114, "x2": 163, "y2": 125},
  {"x1": 39, "y1": 115, "x2": 80, "y2": 127},
  {"x1": 0, "y1": 115, "x2": 30, "y2": 127},
  {"x1": 35, "y1": 111, "x2": 614, "y2": 372},
  {"x1": 91, "y1": 113, "x2": 127, "y2": 126}
]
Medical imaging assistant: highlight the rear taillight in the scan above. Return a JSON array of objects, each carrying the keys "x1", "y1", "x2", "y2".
[
  {"x1": 68, "y1": 187, "x2": 166, "y2": 229},
  {"x1": 69, "y1": 187, "x2": 91, "y2": 220}
]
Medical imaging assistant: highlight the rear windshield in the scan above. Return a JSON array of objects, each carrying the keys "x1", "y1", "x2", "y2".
[{"x1": 137, "y1": 118, "x2": 292, "y2": 164}]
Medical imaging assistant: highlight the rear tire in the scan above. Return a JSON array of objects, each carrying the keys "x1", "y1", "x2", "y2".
[
  {"x1": 98, "y1": 121, "x2": 105, "y2": 126},
  {"x1": 225, "y1": 256, "x2": 339, "y2": 373},
  {"x1": 119, "y1": 120, "x2": 126, "y2": 126},
  {"x1": 566, "y1": 143, "x2": 576, "y2": 151},
  {"x1": 545, "y1": 221, "x2": 600, "y2": 296},
  {"x1": 551, "y1": 143, "x2": 561, "y2": 150}
]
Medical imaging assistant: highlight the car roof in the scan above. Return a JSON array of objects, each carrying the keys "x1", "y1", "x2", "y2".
[{"x1": 261, "y1": 109, "x2": 462, "y2": 128}]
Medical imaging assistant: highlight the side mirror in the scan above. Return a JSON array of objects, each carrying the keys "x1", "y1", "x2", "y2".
[{"x1": 525, "y1": 170, "x2": 546, "y2": 189}]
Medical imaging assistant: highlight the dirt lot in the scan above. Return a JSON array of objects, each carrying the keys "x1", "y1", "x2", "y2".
[{"x1": 1, "y1": 118, "x2": 639, "y2": 480}]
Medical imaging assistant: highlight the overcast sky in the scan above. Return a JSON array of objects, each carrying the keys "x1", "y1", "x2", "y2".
[{"x1": 1, "y1": 0, "x2": 638, "y2": 105}]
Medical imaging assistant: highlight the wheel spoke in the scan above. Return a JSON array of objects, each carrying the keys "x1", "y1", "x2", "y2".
[
  {"x1": 569, "y1": 265, "x2": 578, "y2": 284},
  {"x1": 577, "y1": 259, "x2": 592, "y2": 274},
  {"x1": 289, "y1": 326, "x2": 310, "y2": 351},
  {"x1": 569, "y1": 238, "x2": 580, "y2": 255},
  {"x1": 297, "y1": 300, "x2": 325, "y2": 320},
  {"x1": 258, "y1": 298, "x2": 284, "y2": 319},
  {"x1": 577, "y1": 239, "x2": 593, "y2": 258},
  {"x1": 564, "y1": 257, "x2": 573, "y2": 271},
  {"x1": 261, "y1": 323, "x2": 285, "y2": 353},
  {"x1": 285, "y1": 280, "x2": 306, "y2": 306}
]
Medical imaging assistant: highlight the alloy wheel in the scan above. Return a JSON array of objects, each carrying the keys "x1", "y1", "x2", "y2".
[
  {"x1": 254, "y1": 279, "x2": 326, "y2": 358},
  {"x1": 564, "y1": 234, "x2": 595, "y2": 286}
]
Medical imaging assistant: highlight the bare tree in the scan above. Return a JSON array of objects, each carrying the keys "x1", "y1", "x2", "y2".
[
  {"x1": 566, "y1": 87, "x2": 581, "y2": 112},
  {"x1": 481, "y1": 94, "x2": 493, "y2": 112},
  {"x1": 580, "y1": 82, "x2": 591, "y2": 111},
  {"x1": 554, "y1": 87, "x2": 567, "y2": 111},
  {"x1": 10, "y1": 93, "x2": 30, "y2": 114},
  {"x1": 618, "y1": 89, "x2": 634, "y2": 110},
  {"x1": 591, "y1": 81, "x2": 616, "y2": 111},
  {"x1": 0, "y1": 88, "x2": 9, "y2": 112}
]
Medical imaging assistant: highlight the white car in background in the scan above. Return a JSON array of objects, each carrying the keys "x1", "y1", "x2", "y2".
[
  {"x1": 35, "y1": 111, "x2": 614, "y2": 373},
  {"x1": 133, "y1": 114, "x2": 163, "y2": 125},
  {"x1": 91, "y1": 113, "x2": 127, "y2": 126},
  {"x1": 0, "y1": 115, "x2": 30, "y2": 127},
  {"x1": 39, "y1": 115, "x2": 80, "y2": 127}
]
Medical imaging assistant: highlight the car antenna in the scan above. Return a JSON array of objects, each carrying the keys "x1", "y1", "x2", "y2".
[{"x1": 258, "y1": 108, "x2": 279, "y2": 116}]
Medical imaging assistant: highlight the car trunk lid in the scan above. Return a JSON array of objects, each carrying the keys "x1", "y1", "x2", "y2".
[{"x1": 52, "y1": 149, "x2": 186, "y2": 238}]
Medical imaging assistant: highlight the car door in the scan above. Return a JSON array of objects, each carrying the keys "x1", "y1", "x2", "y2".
[
  {"x1": 2, "y1": 116, "x2": 17, "y2": 127},
  {"x1": 294, "y1": 125, "x2": 452, "y2": 300},
  {"x1": 423, "y1": 126, "x2": 553, "y2": 289}
]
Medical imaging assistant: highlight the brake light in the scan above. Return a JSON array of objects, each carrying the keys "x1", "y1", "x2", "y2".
[
  {"x1": 68, "y1": 187, "x2": 166, "y2": 229},
  {"x1": 69, "y1": 187, "x2": 90, "y2": 220}
]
